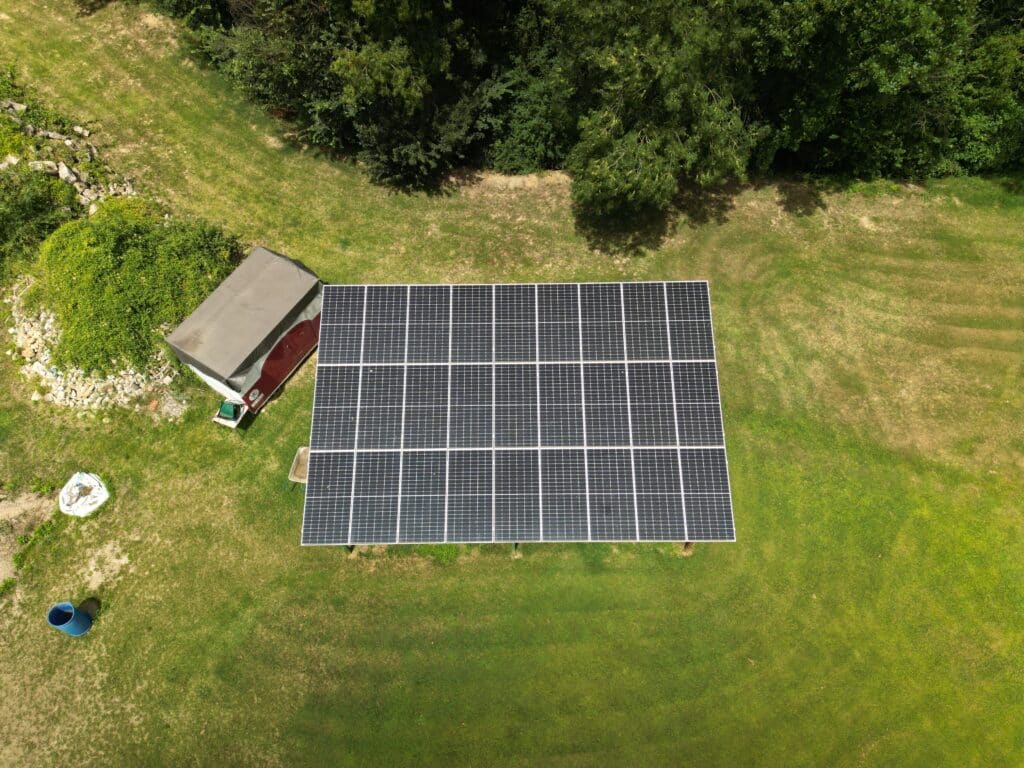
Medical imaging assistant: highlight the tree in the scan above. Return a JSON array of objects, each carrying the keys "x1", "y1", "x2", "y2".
[{"x1": 144, "y1": 0, "x2": 1023, "y2": 218}]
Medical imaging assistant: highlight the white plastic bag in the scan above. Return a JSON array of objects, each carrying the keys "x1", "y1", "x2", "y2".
[{"x1": 59, "y1": 472, "x2": 109, "y2": 517}]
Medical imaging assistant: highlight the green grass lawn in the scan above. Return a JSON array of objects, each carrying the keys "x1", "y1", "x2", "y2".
[{"x1": 1, "y1": 2, "x2": 1023, "y2": 766}]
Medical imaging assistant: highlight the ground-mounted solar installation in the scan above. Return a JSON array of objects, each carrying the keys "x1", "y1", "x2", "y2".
[{"x1": 302, "y1": 282, "x2": 734, "y2": 545}]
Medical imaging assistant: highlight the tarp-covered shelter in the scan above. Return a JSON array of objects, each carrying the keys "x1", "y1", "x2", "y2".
[{"x1": 167, "y1": 246, "x2": 321, "y2": 414}]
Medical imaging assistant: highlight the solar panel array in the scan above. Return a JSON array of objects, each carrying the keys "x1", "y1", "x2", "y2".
[{"x1": 302, "y1": 282, "x2": 734, "y2": 545}]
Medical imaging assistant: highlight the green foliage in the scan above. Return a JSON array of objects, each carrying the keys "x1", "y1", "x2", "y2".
[
  {"x1": 0, "y1": 167, "x2": 78, "y2": 278},
  {"x1": 30, "y1": 198, "x2": 238, "y2": 373},
  {"x1": 745, "y1": 0, "x2": 967, "y2": 176},
  {"x1": 11, "y1": 511, "x2": 63, "y2": 572},
  {"x1": 954, "y1": 26, "x2": 1024, "y2": 170},
  {"x1": 488, "y1": 46, "x2": 574, "y2": 174},
  {"x1": 192, "y1": 1, "x2": 516, "y2": 187},
  {"x1": 0, "y1": 578, "x2": 14, "y2": 599},
  {"x1": 0, "y1": 66, "x2": 74, "y2": 135},
  {"x1": 80, "y1": 1, "x2": 1024, "y2": 215},
  {"x1": 0, "y1": 120, "x2": 31, "y2": 158},
  {"x1": 568, "y1": 119, "x2": 685, "y2": 217},
  {"x1": 144, "y1": 0, "x2": 230, "y2": 28}
]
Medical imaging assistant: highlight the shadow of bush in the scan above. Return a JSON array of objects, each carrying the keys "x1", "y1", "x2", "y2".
[
  {"x1": 571, "y1": 175, "x2": 860, "y2": 257},
  {"x1": 73, "y1": 0, "x2": 111, "y2": 15},
  {"x1": 573, "y1": 205, "x2": 675, "y2": 257}
]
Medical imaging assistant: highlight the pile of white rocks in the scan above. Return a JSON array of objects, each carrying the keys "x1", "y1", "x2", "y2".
[
  {"x1": 4, "y1": 280, "x2": 184, "y2": 416},
  {"x1": 28, "y1": 159, "x2": 134, "y2": 214},
  {"x1": 1, "y1": 100, "x2": 135, "y2": 213},
  {"x1": 2, "y1": 102, "x2": 186, "y2": 417}
]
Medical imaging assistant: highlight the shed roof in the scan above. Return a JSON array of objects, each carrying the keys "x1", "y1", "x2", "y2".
[{"x1": 166, "y1": 246, "x2": 320, "y2": 381}]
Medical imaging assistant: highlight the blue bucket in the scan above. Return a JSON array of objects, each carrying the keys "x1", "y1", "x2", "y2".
[{"x1": 47, "y1": 602, "x2": 92, "y2": 637}]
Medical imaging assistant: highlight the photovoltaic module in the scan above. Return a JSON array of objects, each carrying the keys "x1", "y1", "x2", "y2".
[{"x1": 302, "y1": 282, "x2": 734, "y2": 545}]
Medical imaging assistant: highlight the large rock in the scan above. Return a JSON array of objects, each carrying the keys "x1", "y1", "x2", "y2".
[
  {"x1": 27, "y1": 160, "x2": 59, "y2": 175},
  {"x1": 0, "y1": 99, "x2": 27, "y2": 113},
  {"x1": 57, "y1": 162, "x2": 77, "y2": 183}
]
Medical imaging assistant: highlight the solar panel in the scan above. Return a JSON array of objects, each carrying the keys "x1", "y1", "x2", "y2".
[{"x1": 302, "y1": 282, "x2": 735, "y2": 545}]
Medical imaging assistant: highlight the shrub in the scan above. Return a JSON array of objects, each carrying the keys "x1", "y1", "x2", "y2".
[
  {"x1": 139, "y1": 0, "x2": 1024, "y2": 219},
  {"x1": 489, "y1": 61, "x2": 574, "y2": 175},
  {"x1": 567, "y1": 118, "x2": 687, "y2": 219},
  {"x1": 0, "y1": 120, "x2": 31, "y2": 158},
  {"x1": 29, "y1": 198, "x2": 239, "y2": 373},
  {"x1": 0, "y1": 166, "x2": 77, "y2": 278}
]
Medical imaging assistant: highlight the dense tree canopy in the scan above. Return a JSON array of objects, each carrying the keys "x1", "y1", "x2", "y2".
[{"x1": 133, "y1": 0, "x2": 1022, "y2": 217}]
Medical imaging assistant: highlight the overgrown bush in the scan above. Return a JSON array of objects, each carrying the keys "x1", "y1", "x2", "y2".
[
  {"x1": 28, "y1": 198, "x2": 238, "y2": 373},
  {"x1": 0, "y1": 167, "x2": 77, "y2": 278}
]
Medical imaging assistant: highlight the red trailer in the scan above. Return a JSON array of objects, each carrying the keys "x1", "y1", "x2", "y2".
[{"x1": 166, "y1": 246, "x2": 321, "y2": 426}]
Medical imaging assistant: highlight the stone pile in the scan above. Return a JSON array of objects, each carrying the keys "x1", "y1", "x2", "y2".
[
  {"x1": 1, "y1": 101, "x2": 185, "y2": 417},
  {"x1": 1, "y1": 101, "x2": 135, "y2": 212},
  {"x1": 4, "y1": 280, "x2": 184, "y2": 416}
]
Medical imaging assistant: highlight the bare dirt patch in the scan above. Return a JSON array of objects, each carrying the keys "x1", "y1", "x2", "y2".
[
  {"x1": 0, "y1": 493, "x2": 54, "y2": 581},
  {"x1": 455, "y1": 171, "x2": 572, "y2": 209},
  {"x1": 474, "y1": 170, "x2": 570, "y2": 191},
  {"x1": 83, "y1": 540, "x2": 130, "y2": 591},
  {"x1": 139, "y1": 11, "x2": 173, "y2": 32}
]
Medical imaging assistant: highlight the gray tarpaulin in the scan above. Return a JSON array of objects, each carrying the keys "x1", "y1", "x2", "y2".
[{"x1": 166, "y1": 246, "x2": 320, "y2": 389}]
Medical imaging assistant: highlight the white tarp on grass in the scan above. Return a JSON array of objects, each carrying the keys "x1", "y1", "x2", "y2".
[{"x1": 59, "y1": 472, "x2": 109, "y2": 517}]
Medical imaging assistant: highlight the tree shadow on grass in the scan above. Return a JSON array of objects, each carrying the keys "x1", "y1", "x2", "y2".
[
  {"x1": 573, "y1": 181, "x2": 740, "y2": 257},
  {"x1": 72, "y1": 0, "x2": 111, "y2": 15},
  {"x1": 674, "y1": 180, "x2": 743, "y2": 226},
  {"x1": 445, "y1": 167, "x2": 485, "y2": 191},
  {"x1": 769, "y1": 178, "x2": 830, "y2": 216},
  {"x1": 995, "y1": 174, "x2": 1023, "y2": 195},
  {"x1": 573, "y1": 176, "x2": 848, "y2": 257},
  {"x1": 573, "y1": 206, "x2": 676, "y2": 257}
]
